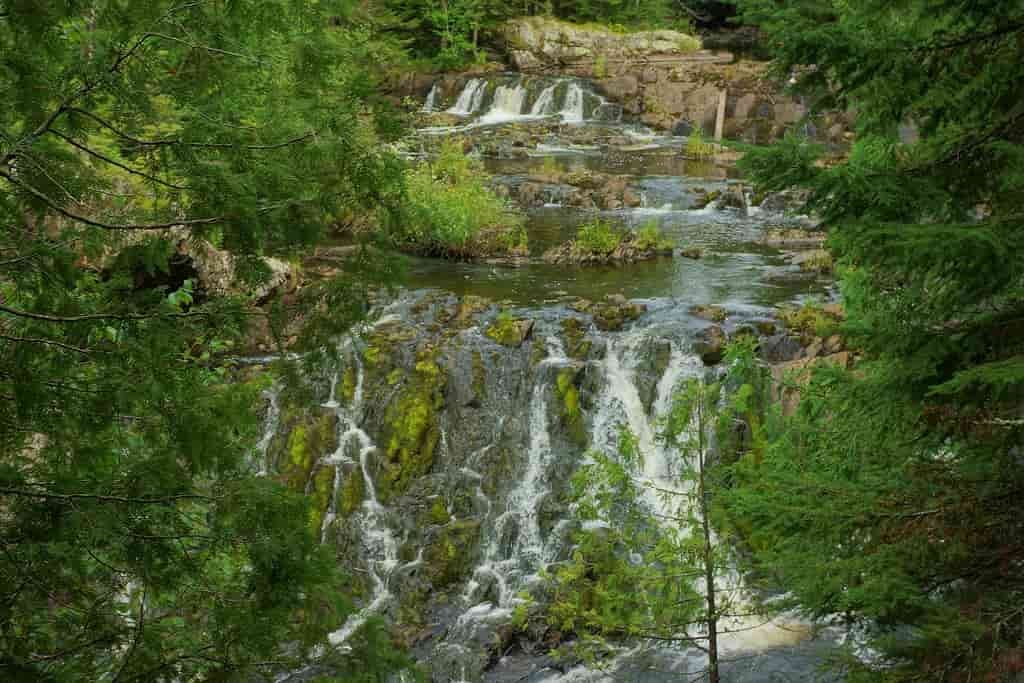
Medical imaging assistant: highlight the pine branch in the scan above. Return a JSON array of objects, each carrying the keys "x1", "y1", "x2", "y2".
[
  {"x1": 0, "y1": 487, "x2": 215, "y2": 504},
  {"x1": 0, "y1": 333, "x2": 96, "y2": 355},
  {"x1": 0, "y1": 303, "x2": 209, "y2": 323},
  {"x1": 48, "y1": 130, "x2": 189, "y2": 191},
  {"x1": 68, "y1": 109, "x2": 316, "y2": 150},
  {"x1": 0, "y1": 169, "x2": 222, "y2": 231}
]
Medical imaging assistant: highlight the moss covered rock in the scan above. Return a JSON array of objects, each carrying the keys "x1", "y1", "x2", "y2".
[
  {"x1": 424, "y1": 520, "x2": 481, "y2": 588},
  {"x1": 378, "y1": 349, "x2": 447, "y2": 502},
  {"x1": 485, "y1": 312, "x2": 535, "y2": 347}
]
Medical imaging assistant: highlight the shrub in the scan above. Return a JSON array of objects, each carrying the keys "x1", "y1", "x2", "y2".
[
  {"x1": 402, "y1": 140, "x2": 526, "y2": 258},
  {"x1": 634, "y1": 220, "x2": 674, "y2": 251},
  {"x1": 685, "y1": 127, "x2": 714, "y2": 159},
  {"x1": 576, "y1": 220, "x2": 622, "y2": 254}
]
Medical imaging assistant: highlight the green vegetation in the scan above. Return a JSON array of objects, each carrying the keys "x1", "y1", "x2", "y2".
[
  {"x1": 634, "y1": 220, "x2": 675, "y2": 251},
  {"x1": 401, "y1": 141, "x2": 527, "y2": 258},
  {"x1": 727, "y1": 0, "x2": 1024, "y2": 678},
  {"x1": 685, "y1": 127, "x2": 714, "y2": 159},
  {"x1": 0, "y1": 3, "x2": 412, "y2": 679},
  {"x1": 544, "y1": 346, "x2": 764, "y2": 680},
  {"x1": 575, "y1": 219, "x2": 622, "y2": 254}
]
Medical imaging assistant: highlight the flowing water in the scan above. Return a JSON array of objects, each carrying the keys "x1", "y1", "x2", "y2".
[{"x1": 261, "y1": 72, "x2": 841, "y2": 681}]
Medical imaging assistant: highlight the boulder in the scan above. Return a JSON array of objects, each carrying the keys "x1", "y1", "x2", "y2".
[{"x1": 694, "y1": 324, "x2": 727, "y2": 365}]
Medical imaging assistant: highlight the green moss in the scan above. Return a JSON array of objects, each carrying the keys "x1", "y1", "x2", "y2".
[
  {"x1": 378, "y1": 350, "x2": 447, "y2": 502},
  {"x1": 387, "y1": 368, "x2": 404, "y2": 386},
  {"x1": 282, "y1": 413, "x2": 337, "y2": 491},
  {"x1": 780, "y1": 301, "x2": 840, "y2": 342},
  {"x1": 338, "y1": 470, "x2": 365, "y2": 517},
  {"x1": 560, "y1": 318, "x2": 590, "y2": 360},
  {"x1": 485, "y1": 311, "x2": 530, "y2": 347},
  {"x1": 340, "y1": 365, "x2": 357, "y2": 404},
  {"x1": 308, "y1": 465, "x2": 335, "y2": 531},
  {"x1": 556, "y1": 368, "x2": 587, "y2": 446},
  {"x1": 424, "y1": 520, "x2": 480, "y2": 588},
  {"x1": 429, "y1": 497, "x2": 451, "y2": 525}
]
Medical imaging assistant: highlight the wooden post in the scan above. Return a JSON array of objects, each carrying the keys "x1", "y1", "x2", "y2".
[{"x1": 714, "y1": 89, "x2": 727, "y2": 141}]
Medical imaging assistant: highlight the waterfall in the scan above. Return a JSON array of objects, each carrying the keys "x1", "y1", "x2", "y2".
[
  {"x1": 254, "y1": 387, "x2": 280, "y2": 476},
  {"x1": 325, "y1": 350, "x2": 408, "y2": 647},
  {"x1": 447, "y1": 79, "x2": 486, "y2": 116},
  {"x1": 479, "y1": 84, "x2": 528, "y2": 124},
  {"x1": 462, "y1": 337, "x2": 570, "y2": 612},
  {"x1": 529, "y1": 83, "x2": 558, "y2": 116},
  {"x1": 421, "y1": 84, "x2": 439, "y2": 113},
  {"x1": 560, "y1": 82, "x2": 586, "y2": 123}
]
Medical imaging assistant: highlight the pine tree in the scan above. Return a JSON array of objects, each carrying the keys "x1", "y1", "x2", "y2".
[
  {"x1": 543, "y1": 344, "x2": 768, "y2": 680},
  {"x1": 728, "y1": 1, "x2": 1024, "y2": 679},
  {"x1": 0, "y1": 2, "x2": 410, "y2": 679}
]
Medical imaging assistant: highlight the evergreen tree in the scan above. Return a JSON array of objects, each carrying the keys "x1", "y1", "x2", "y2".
[
  {"x1": 0, "y1": 2, "x2": 409, "y2": 679},
  {"x1": 544, "y1": 344, "x2": 767, "y2": 680},
  {"x1": 728, "y1": 1, "x2": 1024, "y2": 679}
]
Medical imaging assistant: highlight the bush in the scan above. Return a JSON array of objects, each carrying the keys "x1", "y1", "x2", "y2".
[
  {"x1": 576, "y1": 220, "x2": 622, "y2": 254},
  {"x1": 685, "y1": 127, "x2": 714, "y2": 159},
  {"x1": 634, "y1": 220, "x2": 674, "y2": 251},
  {"x1": 402, "y1": 141, "x2": 526, "y2": 258}
]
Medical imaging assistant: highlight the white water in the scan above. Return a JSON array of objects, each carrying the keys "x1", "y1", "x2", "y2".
[
  {"x1": 560, "y1": 82, "x2": 586, "y2": 124},
  {"x1": 421, "y1": 84, "x2": 439, "y2": 113},
  {"x1": 447, "y1": 78, "x2": 487, "y2": 116},
  {"x1": 478, "y1": 84, "x2": 528, "y2": 124},
  {"x1": 255, "y1": 387, "x2": 280, "y2": 476},
  {"x1": 530, "y1": 84, "x2": 558, "y2": 116},
  {"x1": 462, "y1": 338, "x2": 571, "y2": 612}
]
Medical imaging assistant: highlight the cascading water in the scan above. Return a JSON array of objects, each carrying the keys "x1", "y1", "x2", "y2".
[
  {"x1": 448, "y1": 79, "x2": 487, "y2": 116},
  {"x1": 255, "y1": 387, "x2": 280, "y2": 476},
  {"x1": 529, "y1": 84, "x2": 558, "y2": 116},
  {"x1": 560, "y1": 82, "x2": 586, "y2": 124},
  {"x1": 421, "y1": 84, "x2": 439, "y2": 113},
  {"x1": 479, "y1": 84, "x2": 528, "y2": 124}
]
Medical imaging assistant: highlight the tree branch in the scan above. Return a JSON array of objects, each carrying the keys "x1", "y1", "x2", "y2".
[
  {"x1": 49, "y1": 130, "x2": 189, "y2": 190},
  {"x1": 1, "y1": 169, "x2": 222, "y2": 231},
  {"x1": 0, "y1": 487, "x2": 215, "y2": 504},
  {"x1": 0, "y1": 303, "x2": 208, "y2": 324}
]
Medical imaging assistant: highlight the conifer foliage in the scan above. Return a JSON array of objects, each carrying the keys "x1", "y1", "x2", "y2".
[
  {"x1": 730, "y1": 1, "x2": 1024, "y2": 679},
  {"x1": 0, "y1": 2, "x2": 406, "y2": 679}
]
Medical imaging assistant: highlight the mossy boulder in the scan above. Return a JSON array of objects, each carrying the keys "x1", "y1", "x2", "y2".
[
  {"x1": 338, "y1": 468, "x2": 365, "y2": 517},
  {"x1": 560, "y1": 317, "x2": 592, "y2": 360},
  {"x1": 694, "y1": 324, "x2": 727, "y2": 366},
  {"x1": 278, "y1": 410, "x2": 338, "y2": 492},
  {"x1": 485, "y1": 313, "x2": 535, "y2": 347},
  {"x1": 424, "y1": 520, "x2": 481, "y2": 588},
  {"x1": 689, "y1": 304, "x2": 727, "y2": 322},
  {"x1": 378, "y1": 350, "x2": 447, "y2": 503},
  {"x1": 555, "y1": 367, "x2": 588, "y2": 446},
  {"x1": 308, "y1": 465, "x2": 336, "y2": 532},
  {"x1": 591, "y1": 297, "x2": 647, "y2": 331}
]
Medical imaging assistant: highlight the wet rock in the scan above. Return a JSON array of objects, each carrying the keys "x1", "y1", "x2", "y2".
[
  {"x1": 679, "y1": 246, "x2": 703, "y2": 259},
  {"x1": 485, "y1": 314, "x2": 534, "y2": 347},
  {"x1": 759, "y1": 333, "x2": 804, "y2": 363},
  {"x1": 694, "y1": 324, "x2": 727, "y2": 365},
  {"x1": 569, "y1": 298, "x2": 593, "y2": 313},
  {"x1": 591, "y1": 297, "x2": 647, "y2": 331},
  {"x1": 760, "y1": 227, "x2": 827, "y2": 248},
  {"x1": 689, "y1": 304, "x2": 727, "y2": 322}
]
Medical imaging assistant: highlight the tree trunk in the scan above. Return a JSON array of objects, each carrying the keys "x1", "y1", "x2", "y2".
[{"x1": 697, "y1": 396, "x2": 720, "y2": 683}]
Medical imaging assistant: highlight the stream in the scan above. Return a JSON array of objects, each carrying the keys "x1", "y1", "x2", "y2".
[{"x1": 263, "y1": 74, "x2": 845, "y2": 681}]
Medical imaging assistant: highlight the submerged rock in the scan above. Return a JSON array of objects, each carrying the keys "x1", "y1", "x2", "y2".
[{"x1": 590, "y1": 295, "x2": 647, "y2": 331}]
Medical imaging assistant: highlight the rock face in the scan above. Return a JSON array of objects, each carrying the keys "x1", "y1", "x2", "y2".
[
  {"x1": 498, "y1": 17, "x2": 701, "y2": 68},
  {"x1": 487, "y1": 17, "x2": 852, "y2": 140}
]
